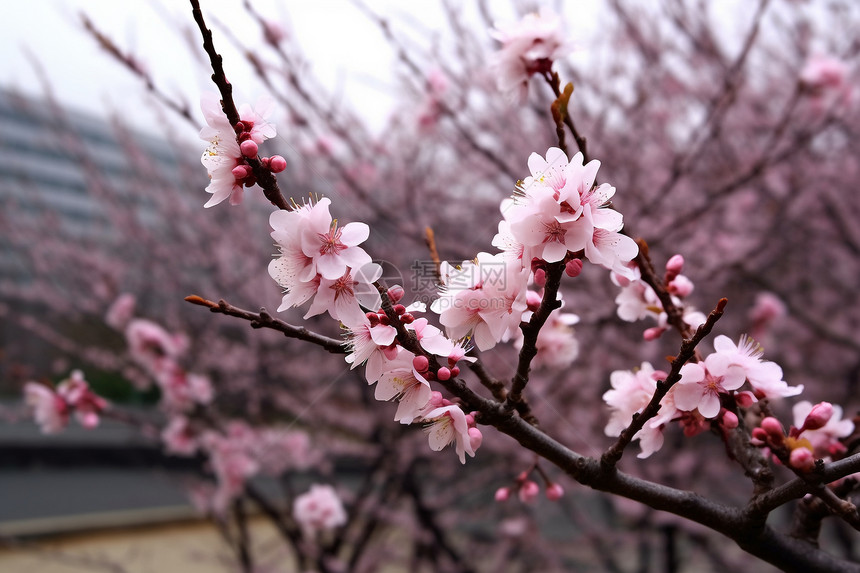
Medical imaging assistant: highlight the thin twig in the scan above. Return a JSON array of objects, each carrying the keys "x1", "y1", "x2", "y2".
[
  {"x1": 185, "y1": 295, "x2": 346, "y2": 354},
  {"x1": 600, "y1": 297, "x2": 728, "y2": 470}
]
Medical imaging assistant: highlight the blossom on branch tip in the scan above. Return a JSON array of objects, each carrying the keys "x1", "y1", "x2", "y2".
[
  {"x1": 199, "y1": 93, "x2": 276, "y2": 208},
  {"x1": 24, "y1": 370, "x2": 107, "y2": 434},
  {"x1": 490, "y1": 9, "x2": 570, "y2": 103}
]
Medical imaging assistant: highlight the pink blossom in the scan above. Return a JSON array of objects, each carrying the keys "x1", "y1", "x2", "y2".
[
  {"x1": 674, "y1": 354, "x2": 746, "y2": 419},
  {"x1": 373, "y1": 350, "x2": 432, "y2": 424},
  {"x1": 162, "y1": 416, "x2": 198, "y2": 456},
  {"x1": 105, "y1": 293, "x2": 136, "y2": 330},
  {"x1": 199, "y1": 93, "x2": 276, "y2": 207},
  {"x1": 125, "y1": 318, "x2": 187, "y2": 380},
  {"x1": 342, "y1": 313, "x2": 398, "y2": 379},
  {"x1": 800, "y1": 54, "x2": 848, "y2": 94},
  {"x1": 421, "y1": 404, "x2": 476, "y2": 463},
  {"x1": 603, "y1": 363, "x2": 660, "y2": 438},
  {"x1": 793, "y1": 401, "x2": 854, "y2": 459},
  {"x1": 514, "y1": 309, "x2": 579, "y2": 369},
  {"x1": 24, "y1": 382, "x2": 68, "y2": 434},
  {"x1": 490, "y1": 9, "x2": 570, "y2": 103},
  {"x1": 431, "y1": 253, "x2": 529, "y2": 351},
  {"x1": 300, "y1": 198, "x2": 372, "y2": 280},
  {"x1": 56, "y1": 370, "x2": 108, "y2": 428},
  {"x1": 293, "y1": 484, "x2": 347, "y2": 535},
  {"x1": 304, "y1": 264, "x2": 383, "y2": 324},
  {"x1": 712, "y1": 335, "x2": 803, "y2": 398}
]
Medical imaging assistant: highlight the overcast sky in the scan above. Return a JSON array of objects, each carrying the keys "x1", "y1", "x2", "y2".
[{"x1": 1, "y1": 1, "x2": 765, "y2": 140}]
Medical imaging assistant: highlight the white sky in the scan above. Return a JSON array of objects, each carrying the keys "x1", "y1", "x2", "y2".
[{"x1": 0, "y1": 1, "x2": 761, "y2": 138}]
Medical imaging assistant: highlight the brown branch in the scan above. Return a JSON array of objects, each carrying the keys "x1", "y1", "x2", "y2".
[
  {"x1": 185, "y1": 295, "x2": 346, "y2": 354},
  {"x1": 600, "y1": 297, "x2": 728, "y2": 470},
  {"x1": 189, "y1": 0, "x2": 290, "y2": 211},
  {"x1": 504, "y1": 261, "x2": 565, "y2": 422},
  {"x1": 424, "y1": 226, "x2": 442, "y2": 283}
]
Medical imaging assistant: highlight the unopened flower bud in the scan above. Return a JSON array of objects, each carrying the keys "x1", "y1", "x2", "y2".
[
  {"x1": 400, "y1": 313, "x2": 415, "y2": 324},
  {"x1": 565, "y1": 259, "x2": 583, "y2": 278},
  {"x1": 519, "y1": 481, "x2": 540, "y2": 503},
  {"x1": 545, "y1": 483, "x2": 564, "y2": 501},
  {"x1": 495, "y1": 487, "x2": 510, "y2": 502},
  {"x1": 751, "y1": 427, "x2": 768, "y2": 442},
  {"x1": 468, "y1": 427, "x2": 483, "y2": 451},
  {"x1": 735, "y1": 391, "x2": 757, "y2": 408},
  {"x1": 450, "y1": 366, "x2": 460, "y2": 377},
  {"x1": 437, "y1": 367, "x2": 451, "y2": 381},
  {"x1": 668, "y1": 275, "x2": 694, "y2": 298},
  {"x1": 240, "y1": 139, "x2": 258, "y2": 158},
  {"x1": 721, "y1": 410, "x2": 739, "y2": 430},
  {"x1": 231, "y1": 165, "x2": 250, "y2": 180},
  {"x1": 643, "y1": 327, "x2": 665, "y2": 341},
  {"x1": 366, "y1": 312, "x2": 379, "y2": 327},
  {"x1": 789, "y1": 447, "x2": 815, "y2": 471},
  {"x1": 666, "y1": 254, "x2": 684, "y2": 275},
  {"x1": 412, "y1": 355, "x2": 429, "y2": 373},
  {"x1": 387, "y1": 285, "x2": 405, "y2": 303},
  {"x1": 533, "y1": 268, "x2": 547, "y2": 287},
  {"x1": 761, "y1": 417, "x2": 785, "y2": 443},
  {"x1": 393, "y1": 304, "x2": 406, "y2": 315},
  {"x1": 269, "y1": 155, "x2": 287, "y2": 173},
  {"x1": 526, "y1": 290, "x2": 542, "y2": 311},
  {"x1": 802, "y1": 402, "x2": 833, "y2": 431}
]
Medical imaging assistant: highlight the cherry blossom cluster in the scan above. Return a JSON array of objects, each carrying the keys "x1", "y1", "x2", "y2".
[
  {"x1": 265, "y1": 196, "x2": 481, "y2": 462},
  {"x1": 603, "y1": 335, "x2": 805, "y2": 458},
  {"x1": 490, "y1": 9, "x2": 571, "y2": 102},
  {"x1": 24, "y1": 370, "x2": 107, "y2": 434},
  {"x1": 612, "y1": 254, "x2": 705, "y2": 340},
  {"x1": 106, "y1": 295, "x2": 213, "y2": 414},
  {"x1": 182, "y1": 421, "x2": 318, "y2": 515},
  {"x1": 199, "y1": 93, "x2": 285, "y2": 207},
  {"x1": 432, "y1": 147, "x2": 636, "y2": 354},
  {"x1": 105, "y1": 296, "x2": 323, "y2": 513},
  {"x1": 752, "y1": 402, "x2": 855, "y2": 473}
]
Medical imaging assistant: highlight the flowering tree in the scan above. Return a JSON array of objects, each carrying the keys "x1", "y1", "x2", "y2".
[{"x1": 6, "y1": 0, "x2": 860, "y2": 571}]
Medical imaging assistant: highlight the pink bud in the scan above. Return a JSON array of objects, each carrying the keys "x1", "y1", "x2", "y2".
[
  {"x1": 526, "y1": 290, "x2": 542, "y2": 311},
  {"x1": 240, "y1": 140, "x2": 258, "y2": 158},
  {"x1": 518, "y1": 481, "x2": 540, "y2": 503},
  {"x1": 468, "y1": 427, "x2": 483, "y2": 451},
  {"x1": 533, "y1": 268, "x2": 546, "y2": 287},
  {"x1": 436, "y1": 367, "x2": 451, "y2": 381},
  {"x1": 761, "y1": 417, "x2": 785, "y2": 443},
  {"x1": 231, "y1": 165, "x2": 250, "y2": 180},
  {"x1": 545, "y1": 483, "x2": 564, "y2": 501},
  {"x1": 643, "y1": 327, "x2": 665, "y2": 341},
  {"x1": 366, "y1": 312, "x2": 379, "y2": 326},
  {"x1": 735, "y1": 391, "x2": 757, "y2": 408},
  {"x1": 665, "y1": 254, "x2": 684, "y2": 275},
  {"x1": 387, "y1": 285, "x2": 405, "y2": 303},
  {"x1": 495, "y1": 487, "x2": 510, "y2": 502},
  {"x1": 269, "y1": 155, "x2": 287, "y2": 173},
  {"x1": 721, "y1": 410, "x2": 739, "y2": 430},
  {"x1": 565, "y1": 259, "x2": 583, "y2": 278},
  {"x1": 667, "y1": 275, "x2": 694, "y2": 298},
  {"x1": 393, "y1": 304, "x2": 406, "y2": 315},
  {"x1": 802, "y1": 402, "x2": 833, "y2": 431},
  {"x1": 450, "y1": 366, "x2": 460, "y2": 377},
  {"x1": 400, "y1": 313, "x2": 415, "y2": 324},
  {"x1": 789, "y1": 447, "x2": 815, "y2": 471},
  {"x1": 234, "y1": 121, "x2": 246, "y2": 133},
  {"x1": 751, "y1": 427, "x2": 768, "y2": 442},
  {"x1": 412, "y1": 355, "x2": 429, "y2": 373}
]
